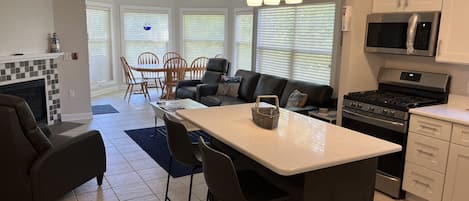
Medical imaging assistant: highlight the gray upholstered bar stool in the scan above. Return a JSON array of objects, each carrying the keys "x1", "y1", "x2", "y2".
[
  {"x1": 198, "y1": 137, "x2": 291, "y2": 201},
  {"x1": 163, "y1": 114, "x2": 202, "y2": 201}
]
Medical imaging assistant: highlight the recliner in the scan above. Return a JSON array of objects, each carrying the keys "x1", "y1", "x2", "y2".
[
  {"x1": 0, "y1": 94, "x2": 106, "y2": 201},
  {"x1": 175, "y1": 58, "x2": 230, "y2": 100}
]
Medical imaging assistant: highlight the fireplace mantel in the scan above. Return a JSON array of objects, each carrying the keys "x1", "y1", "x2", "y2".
[{"x1": 0, "y1": 53, "x2": 64, "y2": 64}]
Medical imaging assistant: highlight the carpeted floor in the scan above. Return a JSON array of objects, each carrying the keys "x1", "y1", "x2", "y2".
[
  {"x1": 92, "y1": 104, "x2": 119, "y2": 115},
  {"x1": 124, "y1": 126, "x2": 211, "y2": 178}
]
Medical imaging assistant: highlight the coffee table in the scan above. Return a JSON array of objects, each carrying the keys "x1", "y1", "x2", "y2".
[{"x1": 150, "y1": 99, "x2": 207, "y2": 132}]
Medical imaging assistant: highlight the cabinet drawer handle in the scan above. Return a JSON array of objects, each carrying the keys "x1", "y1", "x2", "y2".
[
  {"x1": 397, "y1": 0, "x2": 401, "y2": 7},
  {"x1": 420, "y1": 125, "x2": 438, "y2": 131},
  {"x1": 416, "y1": 149, "x2": 435, "y2": 157},
  {"x1": 413, "y1": 180, "x2": 430, "y2": 188},
  {"x1": 404, "y1": 0, "x2": 409, "y2": 7}
]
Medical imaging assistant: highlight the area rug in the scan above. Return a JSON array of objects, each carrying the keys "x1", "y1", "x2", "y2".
[
  {"x1": 92, "y1": 104, "x2": 119, "y2": 115},
  {"x1": 124, "y1": 126, "x2": 211, "y2": 178}
]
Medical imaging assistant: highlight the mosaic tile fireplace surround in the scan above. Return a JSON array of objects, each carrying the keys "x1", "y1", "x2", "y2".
[{"x1": 0, "y1": 59, "x2": 61, "y2": 124}]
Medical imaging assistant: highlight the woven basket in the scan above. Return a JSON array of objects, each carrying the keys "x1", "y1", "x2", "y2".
[{"x1": 251, "y1": 95, "x2": 280, "y2": 130}]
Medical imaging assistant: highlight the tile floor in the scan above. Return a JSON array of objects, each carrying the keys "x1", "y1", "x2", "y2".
[{"x1": 54, "y1": 90, "x2": 403, "y2": 201}]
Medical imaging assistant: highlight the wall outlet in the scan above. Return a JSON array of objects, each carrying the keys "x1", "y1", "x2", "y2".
[{"x1": 69, "y1": 89, "x2": 76, "y2": 97}]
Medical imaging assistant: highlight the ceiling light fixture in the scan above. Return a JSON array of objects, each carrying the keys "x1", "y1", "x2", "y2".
[{"x1": 247, "y1": 0, "x2": 303, "y2": 7}]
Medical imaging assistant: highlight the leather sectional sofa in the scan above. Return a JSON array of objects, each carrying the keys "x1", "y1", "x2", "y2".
[{"x1": 180, "y1": 70, "x2": 333, "y2": 114}]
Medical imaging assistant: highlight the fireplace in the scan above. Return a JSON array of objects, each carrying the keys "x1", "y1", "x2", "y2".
[{"x1": 0, "y1": 79, "x2": 48, "y2": 124}]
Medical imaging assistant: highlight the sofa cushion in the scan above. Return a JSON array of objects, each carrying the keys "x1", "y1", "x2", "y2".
[
  {"x1": 176, "y1": 86, "x2": 197, "y2": 100},
  {"x1": 201, "y1": 71, "x2": 222, "y2": 85},
  {"x1": 286, "y1": 90, "x2": 308, "y2": 108},
  {"x1": 280, "y1": 80, "x2": 333, "y2": 107},
  {"x1": 0, "y1": 94, "x2": 52, "y2": 153},
  {"x1": 201, "y1": 95, "x2": 247, "y2": 107},
  {"x1": 253, "y1": 74, "x2": 288, "y2": 101},
  {"x1": 235, "y1": 70, "x2": 261, "y2": 102}
]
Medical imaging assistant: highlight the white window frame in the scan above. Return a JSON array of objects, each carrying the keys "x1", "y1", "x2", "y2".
[
  {"x1": 233, "y1": 8, "x2": 254, "y2": 72},
  {"x1": 86, "y1": 1, "x2": 118, "y2": 91},
  {"x1": 252, "y1": 0, "x2": 343, "y2": 93},
  {"x1": 120, "y1": 5, "x2": 174, "y2": 62},
  {"x1": 179, "y1": 8, "x2": 229, "y2": 60}
]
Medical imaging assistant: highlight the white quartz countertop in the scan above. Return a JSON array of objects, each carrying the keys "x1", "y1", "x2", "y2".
[
  {"x1": 410, "y1": 94, "x2": 469, "y2": 126},
  {"x1": 177, "y1": 103, "x2": 401, "y2": 176}
]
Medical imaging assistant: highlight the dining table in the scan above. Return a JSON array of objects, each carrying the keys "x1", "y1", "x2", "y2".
[{"x1": 176, "y1": 103, "x2": 402, "y2": 201}]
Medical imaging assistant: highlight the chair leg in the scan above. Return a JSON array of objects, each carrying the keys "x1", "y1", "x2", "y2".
[
  {"x1": 188, "y1": 167, "x2": 197, "y2": 201},
  {"x1": 124, "y1": 84, "x2": 130, "y2": 100},
  {"x1": 97, "y1": 174, "x2": 104, "y2": 186},
  {"x1": 146, "y1": 83, "x2": 151, "y2": 101},
  {"x1": 165, "y1": 157, "x2": 173, "y2": 201},
  {"x1": 128, "y1": 84, "x2": 134, "y2": 103}
]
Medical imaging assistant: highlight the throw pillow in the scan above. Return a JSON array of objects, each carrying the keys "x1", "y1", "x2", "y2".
[
  {"x1": 216, "y1": 76, "x2": 243, "y2": 97},
  {"x1": 286, "y1": 90, "x2": 308, "y2": 108}
]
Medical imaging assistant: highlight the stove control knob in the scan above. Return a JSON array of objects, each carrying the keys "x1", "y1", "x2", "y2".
[
  {"x1": 351, "y1": 103, "x2": 357, "y2": 107},
  {"x1": 390, "y1": 111, "x2": 396, "y2": 115},
  {"x1": 358, "y1": 104, "x2": 363, "y2": 109},
  {"x1": 369, "y1": 107, "x2": 375, "y2": 112},
  {"x1": 383, "y1": 109, "x2": 389, "y2": 114}
]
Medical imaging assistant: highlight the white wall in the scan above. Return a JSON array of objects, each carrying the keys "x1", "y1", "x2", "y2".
[
  {"x1": 0, "y1": 0, "x2": 55, "y2": 55},
  {"x1": 53, "y1": 0, "x2": 92, "y2": 118}
]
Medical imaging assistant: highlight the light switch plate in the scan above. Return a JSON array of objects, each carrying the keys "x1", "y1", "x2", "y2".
[{"x1": 63, "y1": 52, "x2": 72, "y2": 61}]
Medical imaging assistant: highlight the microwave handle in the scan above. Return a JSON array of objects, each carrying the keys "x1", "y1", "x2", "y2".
[{"x1": 406, "y1": 13, "x2": 420, "y2": 55}]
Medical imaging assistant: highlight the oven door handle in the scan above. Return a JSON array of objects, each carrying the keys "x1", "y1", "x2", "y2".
[{"x1": 343, "y1": 109, "x2": 407, "y2": 133}]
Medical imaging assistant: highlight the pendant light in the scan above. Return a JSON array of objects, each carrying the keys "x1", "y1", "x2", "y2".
[
  {"x1": 247, "y1": 0, "x2": 263, "y2": 6},
  {"x1": 264, "y1": 0, "x2": 281, "y2": 5},
  {"x1": 285, "y1": 0, "x2": 303, "y2": 4}
]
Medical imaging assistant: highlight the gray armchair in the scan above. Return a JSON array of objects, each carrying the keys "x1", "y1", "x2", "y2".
[
  {"x1": 175, "y1": 58, "x2": 230, "y2": 100},
  {"x1": 0, "y1": 94, "x2": 106, "y2": 201}
]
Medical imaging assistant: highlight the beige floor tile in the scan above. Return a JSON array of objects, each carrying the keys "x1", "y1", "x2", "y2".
[
  {"x1": 74, "y1": 177, "x2": 111, "y2": 195},
  {"x1": 156, "y1": 186, "x2": 200, "y2": 201},
  {"x1": 145, "y1": 177, "x2": 188, "y2": 195},
  {"x1": 122, "y1": 150, "x2": 151, "y2": 161},
  {"x1": 112, "y1": 182, "x2": 155, "y2": 201},
  {"x1": 105, "y1": 161, "x2": 134, "y2": 176},
  {"x1": 106, "y1": 171, "x2": 144, "y2": 188},
  {"x1": 129, "y1": 159, "x2": 159, "y2": 170},
  {"x1": 116, "y1": 144, "x2": 143, "y2": 154},
  {"x1": 76, "y1": 189, "x2": 118, "y2": 201},
  {"x1": 136, "y1": 167, "x2": 167, "y2": 181},
  {"x1": 106, "y1": 153, "x2": 128, "y2": 165},
  {"x1": 126, "y1": 194, "x2": 160, "y2": 201}
]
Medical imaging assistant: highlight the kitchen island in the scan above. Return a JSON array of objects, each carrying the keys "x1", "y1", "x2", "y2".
[{"x1": 177, "y1": 103, "x2": 401, "y2": 201}]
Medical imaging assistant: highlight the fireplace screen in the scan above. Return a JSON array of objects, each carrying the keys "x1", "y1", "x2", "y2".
[{"x1": 0, "y1": 79, "x2": 48, "y2": 124}]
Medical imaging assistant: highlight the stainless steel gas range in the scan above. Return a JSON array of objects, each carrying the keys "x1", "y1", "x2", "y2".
[{"x1": 342, "y1": 68, "x2": 450, "y2": 199}]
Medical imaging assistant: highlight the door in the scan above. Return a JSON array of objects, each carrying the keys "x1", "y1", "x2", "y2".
[
  {"x1": 442, "y1": 144, "x2": 469, "y2": 201},
  {"x1": 372, "y1": 0, "x2": 403, "y2": 13},
  {"x1": 404, "y1": 0, "x2": 442, "y2": 12},
  {"x1": 436, "y1": 0, "x2": 469, "y2": 64}
]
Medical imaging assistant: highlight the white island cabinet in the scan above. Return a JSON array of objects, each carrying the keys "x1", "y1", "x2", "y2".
[
  {"x1": 372, "y1": 0, "x2": 442, "y2": 13},
  {"x1": 407, "y1": 97, "x2": 469, "y2": 201},
  {"x1": 436, "y1": 0, "x2": 469, "y2": 65}
]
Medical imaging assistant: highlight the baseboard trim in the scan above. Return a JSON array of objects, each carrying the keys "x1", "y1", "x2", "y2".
[
  {"x1": 62, "y1": 112, "x2": 93, "y2": 121},
  {"x1": 91, "y1": 85, "x2": 120, "y2": 97}
]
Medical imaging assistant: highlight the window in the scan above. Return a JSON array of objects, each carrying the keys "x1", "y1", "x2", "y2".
[
  {"x1": 255, "y1": 3, "x2": 337, "y2": 85},
  {"x1": 234, "y1": 10, "x2": 254, "y2": 71},
  {"x1": 87, "y1": 6, "x2": 114, "y2": 87},
  {"x1": 182, "y1": 9, "x2": 227, "y2": 63},
  {"x1": 122, "y1": 8, "x2": 170, "y2": 65}
]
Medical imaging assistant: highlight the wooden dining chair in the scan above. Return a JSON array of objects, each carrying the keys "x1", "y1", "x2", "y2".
[
  {"x1": 120, "y1": 56, "x2": 151, "y2": 103},
  {"x1": 163, "y1": 57, "x2": 187, "y2": 99},
  {"x1": 190, "y1": 57, "x2": 209, "y2": 80},
  {"x1": 214, "y1": 54, "x2": 224, "y2": 58},
  {"x1": 163, "y1": 52, "x2": 181, "y2": 64},
  {"x1": 138, "y1": 52, "x2": 164, "y2": 94}
]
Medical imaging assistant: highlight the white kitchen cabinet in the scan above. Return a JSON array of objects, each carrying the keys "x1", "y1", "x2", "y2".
[
  {"x1": 407, "y1": 132, "x2": 450, "y2": 173},
  {"x1": 409, "y1": 115, "x2": 452, "y2": 142},
  {"x1": 372, "y1": 0, "x2": 442, "y2": 13},
  {"x1": 442, "y1": 144, "x2": 469, "y2": 201},
  {"x1": 436, "y1": 0, "x2": 469, "y2": 65}
]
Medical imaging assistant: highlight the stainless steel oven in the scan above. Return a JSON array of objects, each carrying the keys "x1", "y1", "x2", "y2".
[
  {"x1": 365, "y1": 12, "x2": 440, "y2": 56},
  {"x1": 342, "y1": 108, "x2": 407, "y2": 198}
]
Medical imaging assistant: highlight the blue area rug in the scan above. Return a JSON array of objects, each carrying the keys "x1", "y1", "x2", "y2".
[
  {"x1": 92, "y1": 104, "x2": 119, "y2": 115},
  {"x1": 124, "y1": 126, "x2": 210, "y2": 178}
]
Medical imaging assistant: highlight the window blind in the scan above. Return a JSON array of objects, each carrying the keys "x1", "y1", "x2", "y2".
[
  {"x1": 235, "y1": 12, "x2": 253, "y2": 71},
  {"x1": 183, "y1": 13, "x2": 225, "y2": 63},
  {"x1": 123, "y1": 11, "x2": 169, "y2": 65},
  {"x1": 256, "y1": 3, "x2": 336, "y2": 85},
  {"x1": 86, "y1": 8, "x2": 113, "y2": 84}
]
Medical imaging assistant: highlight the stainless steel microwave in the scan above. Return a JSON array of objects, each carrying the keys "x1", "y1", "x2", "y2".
[{"x1": 365, "y1": 12, "x2": 440, "y2": 57}]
